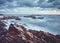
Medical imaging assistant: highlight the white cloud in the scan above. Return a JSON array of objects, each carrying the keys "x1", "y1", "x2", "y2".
[{"x1": 0, "y1": 7, "x2": 60, "y2": 14}]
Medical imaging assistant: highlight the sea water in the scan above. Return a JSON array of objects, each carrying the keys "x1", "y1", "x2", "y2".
[{"x1": 2, "y1": 14, "x2": 60, "y2": 35}]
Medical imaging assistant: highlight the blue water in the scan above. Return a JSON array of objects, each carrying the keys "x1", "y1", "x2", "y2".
[{"x1": 2, "y1": 14, "x2": 60, "y2": 35}]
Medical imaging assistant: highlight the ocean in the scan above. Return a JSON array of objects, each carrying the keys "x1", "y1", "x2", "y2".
[{"x1": 1, "y1": 14, "x2": 60, "y2": 35}]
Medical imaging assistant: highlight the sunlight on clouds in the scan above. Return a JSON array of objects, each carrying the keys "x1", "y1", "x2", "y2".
[
  {"x1": 45, "y1": 0, "x2": 48, "y2": 2},
  {"x1": 1, "y1": 7, "x2": 60, "y2": 14},
  {"x1": 34, "y1": 0, "x2": 39, "y2": 4}
]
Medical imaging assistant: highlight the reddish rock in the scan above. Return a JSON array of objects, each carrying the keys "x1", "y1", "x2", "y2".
[{"x1": 0, "y1": 23, "x2": 60, "y2": 43}]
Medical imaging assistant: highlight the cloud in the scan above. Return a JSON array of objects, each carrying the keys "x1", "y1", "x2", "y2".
[
  {"x1": 48, "y1": 0, "x2": 55, "y2": 2},
  {"x1": 0, "y1": 0, "x2": 60, "y2": 9},
  {"x1": 37, "y1": 0, "x2": 60, "y2": 9},
  {"x1": 1, "y1": 7, "x2": 60, "y2": 14}
]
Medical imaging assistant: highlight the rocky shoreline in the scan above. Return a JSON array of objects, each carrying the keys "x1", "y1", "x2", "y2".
[
  {"x1": 0, "y1": 19, "x2": 60, "y2": 43},
  {"x1": 0, "y1": 15, "x2": 20, "y2": 20}
]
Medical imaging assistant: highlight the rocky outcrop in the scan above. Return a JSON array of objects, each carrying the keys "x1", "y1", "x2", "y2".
[
  {"x1": 24, "y1": 15, "x2": 44, "y2": 19},
  {"x1": 0, "y1": 16, "x2": 21, "y2": 20},
  {"x1": 0, "y1": 22, "x2": 60, "y2": 43}
]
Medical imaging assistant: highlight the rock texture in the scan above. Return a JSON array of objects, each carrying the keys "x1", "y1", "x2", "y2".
[{"x1": 0, "y1": 22, "x2": 60, "y2": 43}]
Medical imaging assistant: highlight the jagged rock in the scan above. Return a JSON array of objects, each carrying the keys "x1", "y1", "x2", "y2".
[
  {"x1": 28, "y1": 30, "x2": 60, "y2": 43},
  {"x1": 0, "y1": 23, "x2": 60, "y2": 43}
]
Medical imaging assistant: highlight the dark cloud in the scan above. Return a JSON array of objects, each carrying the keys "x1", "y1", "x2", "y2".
[
  {"x1": 38, "y1": 0, "x2": 45, "y2": 4},
  {"x1": 0, "y1": 0, "x2": 13, "y2": 5},
  {"x1": 37, "y1": 0, "x2": 60, "y2": 9},
  {"x1": 7, "y1": 0, "x2": 14, "y2": 2},
  {"x1": 0, "y1": 0, "x2": 7, "y2": 5},
  {"x1": 0, "y1": 0, "x2": 60, "y2": 9},
  {"x1": 16, "y1": 0, "x2": 35, "y2": 7},
  {"x1": 48, "y1": 0, "x2": 55, "y2": 2}
]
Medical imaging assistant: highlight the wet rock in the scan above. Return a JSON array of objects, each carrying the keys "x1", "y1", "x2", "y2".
[
  {"x1": 0, "y1": 23, "x2": 60, "y2": 43},
  {"x1": 0, "y1": 16, "x2": 21, "y2": 20}
]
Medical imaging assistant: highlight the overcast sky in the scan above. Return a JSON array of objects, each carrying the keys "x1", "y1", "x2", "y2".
[{"x1": 0, "y1": 0, "x2": 60, "y2": 14}]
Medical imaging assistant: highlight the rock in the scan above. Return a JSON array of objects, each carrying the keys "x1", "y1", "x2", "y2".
[
  {"x1": 55, "y1": 35, "x2": 60, "y2": 40},
  {"x1": 29, "y1": 30, "x2": 60, "y2": 43},
  {"x1": 0, "y1": 23, "x2": 60, "y2": 43},
  {"x1": 24, "y1": 15, "x2": 44, "y2": 19},
  {"x1": 0, "y1": 16, "x2": 21, "y2": 20},
  {"x1": 7, "y1": 24, "x2": 20, "y2": 36},
  {"x1": 24, "y1": 15, "x2": 36, "y2": 19},
  {"x1": 0, "y1": 21, "x2": 7, "y2": 37},
  {"x1": 0, "y1": 21, "x2": 6, "y2": 28}
]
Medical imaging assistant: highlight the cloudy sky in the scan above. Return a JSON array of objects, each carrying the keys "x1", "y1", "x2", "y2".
[{"x1": 0, "y1": 0, "x2": 60, "y2": 14}]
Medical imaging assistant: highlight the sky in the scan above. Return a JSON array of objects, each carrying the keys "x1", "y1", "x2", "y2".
[{"x1": 0, "y1": 0, "x2": 60, "y2": 14}]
